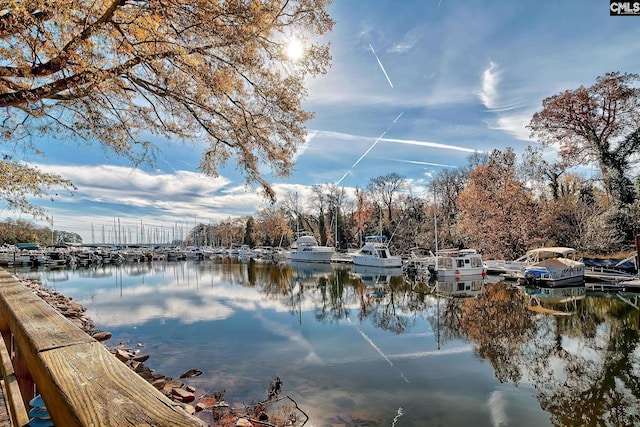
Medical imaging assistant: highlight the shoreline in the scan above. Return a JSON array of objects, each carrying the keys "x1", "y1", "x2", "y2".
[{"x1": 18, "y1": 276, "x2": 307, "y2": 427}]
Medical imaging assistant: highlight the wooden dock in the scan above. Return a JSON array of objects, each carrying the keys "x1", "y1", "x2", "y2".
[
  {"x1": 0, "y1": 384, "x2": 10, "y2": 427},
  {"x1": 0, "y1": 268, "x2": 207, "y2": 427}
]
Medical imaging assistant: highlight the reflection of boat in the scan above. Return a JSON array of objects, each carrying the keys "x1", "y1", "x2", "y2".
[
  {"x1": 434, "y1": 248, "x2": 485, "y2": 277},
  {"x1": 291, "y1": 261, "x2": 335, "y2": 277},
  {"x1": 289, "y1": 232, "x2": 335, "y2": 263},
  {"x1": 351, "y1": 264, "x2": 403, "y2": 287},
  {"x1": 434, "y1": 274, "x2": 485, "y2": 297},
  {"x1": 352, "y1": 264, "x2": 403, "y2": 277},
  {"x1": 525, "y1": 286, "x2": 585, "y2": 315},
  {"x1": 352, "y1": 236, "x2": 403, "y2": 268}
]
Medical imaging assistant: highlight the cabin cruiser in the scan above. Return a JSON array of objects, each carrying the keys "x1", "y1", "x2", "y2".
[{"x1": 352, "y1": 236, "x2": 403, "y2": 268}]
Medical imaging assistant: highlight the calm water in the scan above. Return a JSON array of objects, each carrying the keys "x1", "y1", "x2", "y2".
[{"x1": 14, "y1": 259, "x2": 640, "y2": 427}]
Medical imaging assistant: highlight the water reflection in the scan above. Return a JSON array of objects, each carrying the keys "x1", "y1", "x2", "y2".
[{"x1": 14, "y1": 260, "x2": 640, "y2": 426}]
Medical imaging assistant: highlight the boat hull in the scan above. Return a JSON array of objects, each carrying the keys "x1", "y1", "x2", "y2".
[
  {"x1": 290, "y1": 248, "x2": 334, "y2": 263},
  {"x1": 352, "y1": 255, "x2": 403, "y2": 268}
]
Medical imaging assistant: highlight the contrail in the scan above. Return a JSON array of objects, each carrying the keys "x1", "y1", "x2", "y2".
[
  {"x1": 357, "y1": 328, "x2": 394, "y2": 366},
  {"x1": 369, "y1": 44, "x2": 394, "y2": 88},
  {"x1": 336, "y1": 112, "x2": 403, "y2": 185}
]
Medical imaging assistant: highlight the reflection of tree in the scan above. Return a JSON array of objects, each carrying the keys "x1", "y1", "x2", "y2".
[
  {"x1": 357, "y1": 278, "x2": 415, "y2": 334},
  {"x1": 459, "y1": 283, "x2": 537, "y2": 384},
  {"x1": 314, "y1": 269, "x2": 350, "y2": 324},
  {"x1": 245, "y1": 261, "x2": 640, "y2": 426},
  {"x1": 435, "y1": 297, "x2": 469, "y2": 345},
  {"x1": 528, "y1": 297, "x2": 640, "y2": 426},
  {"x1": 369, "y1": 284, "x2": 409, "y2": 334}
]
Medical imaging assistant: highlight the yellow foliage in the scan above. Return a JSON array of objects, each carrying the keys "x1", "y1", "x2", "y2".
[{"x1": 0, "y1": 0, "x2": 334, "y2": 212}]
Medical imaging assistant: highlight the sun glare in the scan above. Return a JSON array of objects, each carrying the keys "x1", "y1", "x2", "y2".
[{"x1": 286, "y1": 38, "x2": 305, "y2": 61}]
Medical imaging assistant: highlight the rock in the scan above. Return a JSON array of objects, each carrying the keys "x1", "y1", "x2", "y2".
[
  {"x1": 115, "y1": 349, "x2": 132, "y2": 362},
  {"x1": 196, "y1": 397, "x2": 218, "y2": 409},
  {"x1": 186, "y1": 385, "x2": 196, "y2": 393},
  {"x1": 171, "y1": 387, "x2": 195, "y2": 403},
  {"x1": 195, "y1": 402, "x2": 207, "y2": 412},
  {"x1": 132, "y1": 353, "x2": 149, "y2": 362},
  {"x1": 151, "y1": 378, "x2": 167, "y2": 390},
  {"x1": 91, "y1": 331, "x2": 112, "y2": 342},
  {"x1": 179, "y1": 369, "x2": 203, "y2": 378},
  {"x1": 162, "y1": 380, "x2": 184, "y2": 394},
  {"x1": 182, "y1": 404, "x2": 196, "y2": 415},
  {"x1": 236, "y1": 419, "x2": 252, "y2": 427}
]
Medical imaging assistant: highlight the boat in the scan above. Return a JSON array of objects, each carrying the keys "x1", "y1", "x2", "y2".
[
  {"x1": 518, "y1": 247, "x2": 585, "y2": 287},
  {"x1": 485, "y1": 247, "x2": 586, "y2": 287},
  {"x1": 289, "y1": 232, "x2": 335, "y2": 263},
  {"x1": 433, "y1": 248, "x2": 485, "y2": 277},
  {"x1": 403, "y1": 247, "x2": 437, "y2": 276},
  {"x1": 582, "y1": 254, "x2": 637, "y2": 282},
  {"x1": 351, "y1": 236, "x2": 403, "y2": 268}
]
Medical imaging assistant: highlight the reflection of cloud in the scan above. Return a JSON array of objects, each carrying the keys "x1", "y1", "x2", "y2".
[
  {"x1": 488, "y1": 390, "x2": 508, "y2": 427},
  {"x1": 257, "y1": 314, "x2": 323, "y2": 365},
  {"x1": 83, "y1": 271, "x2": 356, "y2": 328}
]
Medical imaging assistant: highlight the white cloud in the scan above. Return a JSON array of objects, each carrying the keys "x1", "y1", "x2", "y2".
[
  {"x1": 485, "y1": 110, "x2": 537, "y2": 142},
  {"x1": 389, "y1": 27, "x2": 423, "y2": 54},
  {"x1": 477, "y1": 61, "x2": 501, "y2": 109}
]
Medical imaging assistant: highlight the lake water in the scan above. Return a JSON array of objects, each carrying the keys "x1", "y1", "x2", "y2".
[{"x1": 14, "y1": 258, "x2": 640, "y2": 427}]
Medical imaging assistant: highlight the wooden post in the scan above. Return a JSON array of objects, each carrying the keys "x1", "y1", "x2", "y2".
[{"x1": 12, "y1": 344, "x2": 35, "y2": 410}]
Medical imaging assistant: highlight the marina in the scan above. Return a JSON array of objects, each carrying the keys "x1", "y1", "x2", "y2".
[{"x1": 7, "y1": 253, "x2": 640, "y2": 426}]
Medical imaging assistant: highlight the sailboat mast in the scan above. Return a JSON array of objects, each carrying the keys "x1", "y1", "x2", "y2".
[{"x1": 433, "y1": 185, "x2": 438, "y2": 253}]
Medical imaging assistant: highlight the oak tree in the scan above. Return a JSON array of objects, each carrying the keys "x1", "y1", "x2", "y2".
[
  {"x1": 456, "y1": 148, "x2": 543, "y2": 259},
  {"x1": 0, "y1": 0, "x2": 333, "y2": 214},
  {"x1": 528, "y1": 72, "x2": 640, "y2": 206}
]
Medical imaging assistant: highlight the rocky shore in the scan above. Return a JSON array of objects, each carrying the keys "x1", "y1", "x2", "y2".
[{"x1": 21, "y1": 277, "x2": 308, "y2": 427}]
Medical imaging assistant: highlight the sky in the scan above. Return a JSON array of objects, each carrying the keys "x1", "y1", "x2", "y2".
[{"x1": 4, "y1": 0, "x2": 640, "y2": 244}]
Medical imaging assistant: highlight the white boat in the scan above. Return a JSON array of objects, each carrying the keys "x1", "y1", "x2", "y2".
[
  {"x1": 237, "y1": 244, "x2": 253, "y2": 258},
  {"x1": 517, "y1": 247, "x2": 585, "y2": 287},
  {"x1": 352, "y1": 236, "x2": 403, "y2": 268},
  {"x1": 433, "y1": 248, "x2": 485, "y2": 277},
  {"x1": 289, "y1": 232, "x2": 335, "y2": 263},
  {"x1": 403, "y1": 247, "x2": 437, "y2": 276}
]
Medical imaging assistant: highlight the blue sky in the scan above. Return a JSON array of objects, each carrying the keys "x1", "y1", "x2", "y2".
[{"x1": 6, "y1": 0, "x2": 640, "y2": 243}]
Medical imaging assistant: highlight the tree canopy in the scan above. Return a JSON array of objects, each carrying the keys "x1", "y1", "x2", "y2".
[
  {"x1": 528, "y1": 72, "x2": 640, "y2": 206},
  {"x1": 0, "y1": 0, "x2": 333, "y2": 214}
]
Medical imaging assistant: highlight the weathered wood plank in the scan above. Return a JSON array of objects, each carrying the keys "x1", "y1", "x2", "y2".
[
  {"x1": 0, "y1": 331, "x2": 29, "y2": 427},
  {"x1": 36, "y1": 341, "x2": 205, "y2": 427},
  {"x1": 0, "y1": 270, "x2": 206, "y2": 427},
  {"x1": 0, "y1": 273, "x2": 93, "y2": 352}
]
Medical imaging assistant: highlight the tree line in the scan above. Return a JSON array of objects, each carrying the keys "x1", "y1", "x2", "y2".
[
  {"x1": 190, "y1": 72, "x2": 640, "y2": 260},
  {"x1": 0, "y1": 218, "x2": 82, "y2": 246},
  {"x1": 188, "y1": 146, "x2": 637, "y2": 261}
]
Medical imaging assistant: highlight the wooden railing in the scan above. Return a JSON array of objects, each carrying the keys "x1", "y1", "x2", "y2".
[{"x1": 0, "y1": 269, "x2": 206, "y2": 427}]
